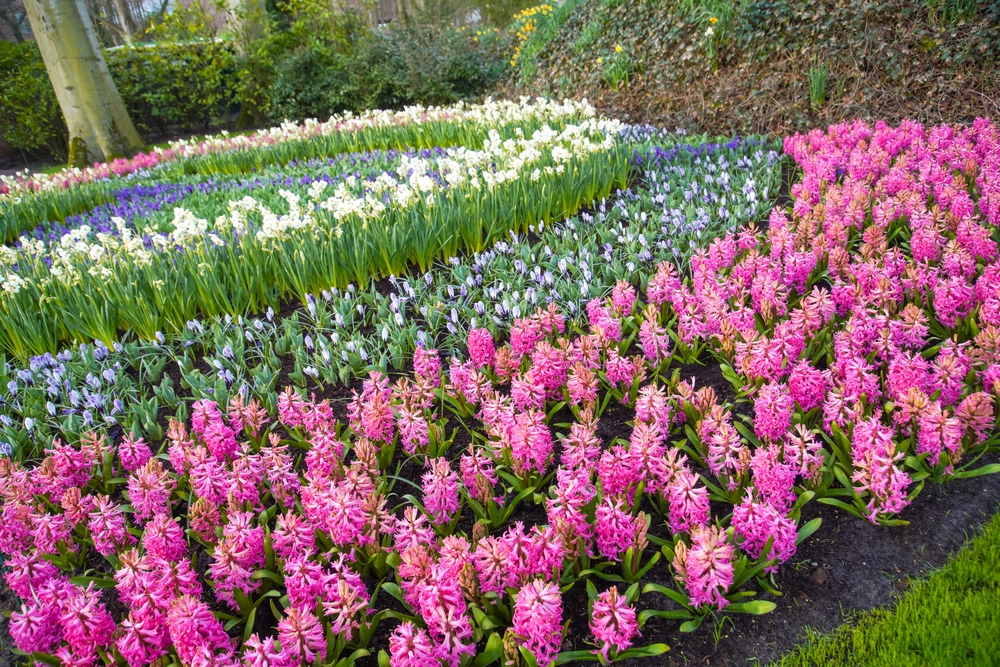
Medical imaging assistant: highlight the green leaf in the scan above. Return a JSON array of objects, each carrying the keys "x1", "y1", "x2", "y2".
[
  {"x1": 555, "y1": 650, "x2": 600, "y2": 664},
  {"x1": 952, "y1": 463, "x2": 1000, "y2": 479},
  {"x1": 616, "y1": 643, "x2": 670, "y2": 659},
  {"x1": 68, "y1": 576, "x2": 116, "y2": 588},
  {"x1": 378, "y1": 650, "x2": 391, "y2": 667},
  {"x1": 796, "y1": 517, "x2": 822, "y2": 545},
  {"x1": 243, "y1": 607, "x2": 257, "y2": 643},
  {"x1": 727, "y1": 600, "x2": 777, "y2": 615},
  {"x1": 472, "y1": 632, "x2": 503, "y2": 667},
  {"x1": 638, "y1": 609, "x2": 693, "y2": 624},
  {"x1": 252, "y1": 569, "x2": 284, "y2": 584}
]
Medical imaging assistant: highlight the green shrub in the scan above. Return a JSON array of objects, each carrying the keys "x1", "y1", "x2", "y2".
[
  {"x1": 107, "y1": 41, "x2": 239, "y2": 136},
  {"x1": 268, "y1": 23, "x2": 507, "y2": 121},
  {"x1": 0, "y1": 41, "x2": 67, "y2": 161}
]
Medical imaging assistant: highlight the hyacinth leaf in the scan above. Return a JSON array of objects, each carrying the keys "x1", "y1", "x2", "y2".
[
  {"x1": 616, "y1": 643, "x2": 670, "y2": 659},
  {"x1": 555, "y1": 650, "x2": 600, "y2": 664},
  {"x1": 726, "y1": 600, "x2": 777, "y2": 615},
  {"x1": 638, "y1": 608, "x2": 694, "y2": 626},
  {"x1": 817, "y1": 497, "x2": 866, "y2": 521},
  {"x1": 381, "y1": 582, "x2": 409, "y2": 608},
  {"x1": 796, "y1": 517, "x2": 823, "y2": 545},
  {"x1": 20, "y1": 652, "x2": 60, "y2": 667},
  {"x1": 242, "y1": 607, "x2": 256, "y2": 642},
  {"x1": 791, "y1": 490, "x2": 816, "y2": 515},
  {"x1": 68, "y1": 575, "x2": 116, "y2": 588},
  {"x1": 517, "y1": 646, "x2": 542, "y2": 667},
  {"x1": 378, "y1": 650, "x2": 391, "y2": 667},
  {"x1": 733, "y1": 422, "x2": 763, "y2": 449},
  {"x1": 643, "y1": 583, "x2": 691, "y2": 608},
  {"x1": 334, "y1": 648, "x2": 370, "y2": 667},
  {"x1": 252, "y1": 569, "x2": 283, "y2": 584},
  {"x1": 633, "y1": 551, "x2": 662, "y2": 581},
  {"x1": 952, "y1": 463, "x2": 1000, "y2": 479},
  {"x1": 679, "y1": 616, "x2": 706, "y2": 633},
  {"x1": 471, "y1": 632, "x2": 504, "y2": 667}
]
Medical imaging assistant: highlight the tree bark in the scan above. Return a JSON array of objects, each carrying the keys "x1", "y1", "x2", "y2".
[
  {"x1": 110, "y1": 0, "x2": 133, "y2": 44},
  {"x1": 23, "y1": 0, "x2": 146, "y2": 166}
]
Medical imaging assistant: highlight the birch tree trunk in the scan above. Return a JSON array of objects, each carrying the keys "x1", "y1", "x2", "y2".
[{"x1": 23, "y1": 0, "x2": 146, "y2": 167}]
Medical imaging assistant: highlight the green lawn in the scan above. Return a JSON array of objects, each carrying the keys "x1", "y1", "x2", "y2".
[{"x1": 774, "y1": 507, "x2": 1000, "y2": 667}]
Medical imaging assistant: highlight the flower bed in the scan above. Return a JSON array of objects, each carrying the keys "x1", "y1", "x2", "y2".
[{"x1": 1, "y1": 114, "x2": 999, "y2": 667}]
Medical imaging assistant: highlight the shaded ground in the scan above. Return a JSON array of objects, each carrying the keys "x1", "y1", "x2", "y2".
[{"x1": 501, "y1": 0, "x2": 1000, "y2": 136}]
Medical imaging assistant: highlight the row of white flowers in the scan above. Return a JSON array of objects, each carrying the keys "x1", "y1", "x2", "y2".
[
  {"x1": 0, "y1": 97, "x2": 597, "y2": 198},
  {"x1": 0, "y1": 117, "x2": 621, "y2": 298}
]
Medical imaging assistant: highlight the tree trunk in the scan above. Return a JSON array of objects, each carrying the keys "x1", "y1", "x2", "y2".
[
  {"x1": 226, "y1": 0, "x2": 265, "y2": 55},
  {"x1": 110, "y1": 0, "x2": 133, "y2": 44},
  {"x1": 23, "y1": 0, "x2": 146, "y2": 167}
]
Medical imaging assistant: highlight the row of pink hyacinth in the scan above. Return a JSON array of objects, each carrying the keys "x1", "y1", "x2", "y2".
[{"x1": 0, "y1": 110, "x2": 453, "y2": 197}]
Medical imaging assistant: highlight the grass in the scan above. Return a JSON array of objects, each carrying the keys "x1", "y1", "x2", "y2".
[{"x1": 774, "y1": 507, "x2": 1000, "y2": 667}]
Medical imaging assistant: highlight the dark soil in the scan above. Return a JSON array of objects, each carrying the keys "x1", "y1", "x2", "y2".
[{"x1": 622, "y1": 462, "x2": 1000, "y2": 667}]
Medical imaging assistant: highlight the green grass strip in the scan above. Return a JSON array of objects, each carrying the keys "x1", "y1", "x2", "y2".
[{"x1": 774, "y1": 507, "x2": 1000, "y2": 667}]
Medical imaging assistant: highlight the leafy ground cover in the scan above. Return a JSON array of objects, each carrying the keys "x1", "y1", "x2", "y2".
[
  {"x1": 0, "y1": 103, "x2": 999, "y2": 667},
  {"x1": 500, "y1": 0, "x2": 1000, "y2": 135}
]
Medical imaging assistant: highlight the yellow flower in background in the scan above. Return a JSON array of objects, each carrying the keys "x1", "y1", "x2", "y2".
[
  {"x1": 597, "y1": 57, "x2": 604, "y2": 64},
  {"x1": 615, "y1": 44, "x2": 623, "y2": 53},
  {"x1": 709, "y1": 16, "x2": 718, "y2": 24}
]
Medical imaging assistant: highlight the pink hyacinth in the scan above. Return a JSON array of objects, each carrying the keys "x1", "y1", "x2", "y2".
[
  {"x1": 566, "y1": 362, "x2": 599, "y2": 406},
  {"x1": 118, "y1": 434, "x2": 152, "y2": 472},
  {"x1": 389, "y1": 621, "x2": 436, "y2": 667},
  {"x1": 851, "y1": 416, "x2": 912, "y2": 522},
  {"x1": 128, "y1": 458, "x2": 176, "y2": 524},
  {"x1": 348, "y1": 371, "x2": 395, "y2": 441},
  {"x1": 731, "y1": 494, "x2": 798, "y2": 570},
  {"x1": 459, "y1": 445, "x2": 497, "y2": 504},
  {"x1": 509, "y1": 409, "x2": 554, "y2": 477},
  {"x1": 393, "y1": 506, "x2": 436, "y2": 553},
  {"x1": 467, "y1": 328, "x2": 496, "y2": 368},
  {"x1": 414, "y1": 346, "x2": 442, "y2": 385},
  {"x1": 788, "y1": 361, "x2": 828, "y2": 412},
  {"x1": 611, "y1": 280, "x2": 637, "y2": 316},
  {"x1": 589, "y1": 586, "x2": 639, "y2": 661},
  {"x1": 754, "y1": 382, "x2": 794, "y2": 441},
  {"x1": 166, "y1": 595, "x2": 233, "y2": 665},
  {"x1": 10, "y1": 601, "x2": 62, "y2": 654},
  {"x1": 277, "y1": 607, "x2": 326, "y2": 664},
  {"x1": 666, "y1": 468, "x2": 710, "y2": 535},
  {"x1": 647, "y1": 261, "x2": 682, "y2": 305},
  {"x1": 273, "y1": 510, "x2": 316, "y2": 561},
  {"x1": 323, "y1": 556, "x2": 371, "y2": 642},
  {"x1": 595, "y1": 498, "x2": 637, "y2": 561},
  {"x1": 240, "y1": 633, "x2": 288, "y2": 667},
  {"x1": 510, "y1": 317, "x2": 542, "y2": 357},
  {"x1": 639, "y1": 315, "x2": 671, "y2": 364},
  {"x1": 674, "y1": 525, "x2": 734, "y2": 611},
  {"x1": 118, "y1": 608, "x2": 169, "y2": 667},
  {"x1": 142, "y1": 513, "x2": 187, "y2": 561},
  {"x1": 529, "y1": 342, "x2": 569, "y2": 398},
  {"x1": 59, "y1": 583, "x2": 116, "y2": 655},
  {"x1": 4, "y1": 552, "x2": 59, "y2": 599},
  {"x1": 917, "y1": 401, "x2": 965, "y2": 465},
  {"x1": 422, "y1": 458, "x2": 461, "y2": 525},
  {"x1": 88, "y1": 494, "x2": 136, "y2": 555},
  {"x1": 512, "y1": 580, "x2": 563, "y2": 667}
]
